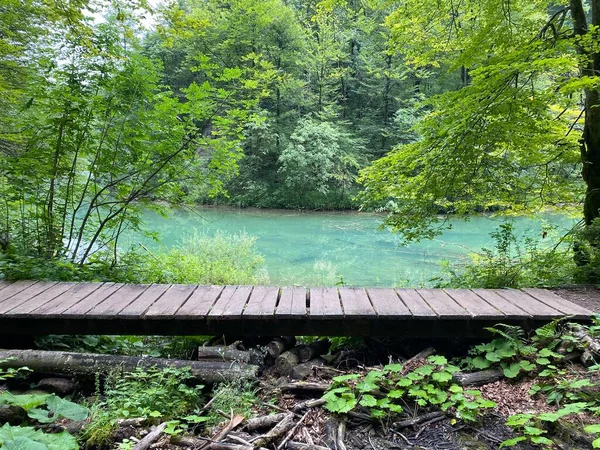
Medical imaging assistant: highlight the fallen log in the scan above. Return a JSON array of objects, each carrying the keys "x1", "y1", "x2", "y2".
[
  {"x1": 133, "y1": 422, "x2": 167, "y2": 450},
  {"x1": 276, "y1": 350, "x2": 300, "y2": 375},
  {"x1": 393, "y1": 411, "x2": 445, "y2": 430},
  {"x1": 298, "y1": 340, "x2": 331, "y2": 362},
  {"x1": 245, "y1": 413, "x2": 288, "y2": 432},
  {"x1": 290, "y1": 358, "x2": 326, "y2": 380},
  {"x1": 268, "y1": 337, "x2": 297, "y2": 357},
  {"x1": 0, "y1": 349, "x2": 258, "y2": 383},
  {"x1": 452, "y1": 368, "x2": 504, "y2": 387},
  {"x1": 286, "y1": 442, "x2": 329, "y2": 450},
  {"x1": 404, "y1": 347, "x2": 436, "y2": 367},
  {"x1": 253, "y1": 413, "x2": 295, "y2": 448},
  {"x1": 292, "y1": 398, "x2": 326, "y2": 412},
  {"x1": 279, "y1": 382, "x2": 329, "y2": 394},
  {"x1": 567, "y1": 324, "x2": 600, "y2": 366},
  {"x1": 197, "y1": 346, "x2": 252, "y2": 363}
]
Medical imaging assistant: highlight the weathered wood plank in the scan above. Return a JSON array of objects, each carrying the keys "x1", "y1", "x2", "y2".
[
  {"x1": 339, "y1": 287, "x2": 376, "y2": 317},
  {"x1": 32, "y1": 283, "x2": 104, "y2": 316},
  {"x1": 87, "y1": 284, "x2": 150, "y2": 317},
  {"x1": 396, "y1": 289, "x2": 436, "y2": 318},
  {"x1": 62, "y1": 283, "x2": 124, "y2": 316},
  {"x1": 276, "y1": 287, "x2": 307, "y2": 318},
  {"x1": 6, "y1": 282, "x2": 77, "y2": 315},
  {"x1": 493, "y1": 289, "x2": 562, "y2": 319},
  {"x1": 417, "y1": 289, "x2": 469, "y2": 319},
  {"x1": 243, "y1": 286, "x2": 279, "y2": 318},
  {"x1": 176, "y1": 285, "x2": 223, "y2": 318},
  {"x1": 0, "y1": 281, "x2": 13, "y2": 291},
  {"x1": 470, "y1": 289, "x2": 530, "y2": 319},
  {"x1": 145, "y1": 284, "x2": 197, "y2": 318},
  {"x1": 0, "y1": 282, "x2": 57, "y2": 314},
  {"x1": 118, "y1": 284, "x2": 170, "y2": 317},
  {"x1": 522, "y1": 288, "x2": 592, "y2": 318},
  {"x1": 0, "y1": 280, "x2": 38, "y2": 302},
  {"x1": 309, "y1": 287, "x2": 343, "y2": 319},
  {"x1": 366, "y1": 288, "x2": 411, "y2": 318},
  {"x1": 444, "y1": 289, "x2": 503, "y2": 319},
  {"x1": 208, "y1": 286, "x2": 252, "y2": 319}
]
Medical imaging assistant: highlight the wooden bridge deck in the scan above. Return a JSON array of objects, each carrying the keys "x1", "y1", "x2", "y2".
[{"x1": 0, "y1": 280, "x2": 593, "y2": 337}]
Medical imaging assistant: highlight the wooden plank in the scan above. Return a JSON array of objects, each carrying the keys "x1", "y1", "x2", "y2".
[
  {"x1": 366, "y1": 288, "x2": 411, "y2": 318},
  {"x1": 444, "y1": 289, "x2": 504, "y2": 319},
  {"x1": 309, "y1": 287, "x2": 343, "y2": 319},
  {"x1": 417, "y1": 289, "x2": 469, "y2": 319},
  {"x1": 145, "y1": 284, "x2": 197, "y2": 318},
  {"x1": 176, "y1": 285, "x2": 223, "y2": 318},
  {"x1": 396, "y1": 289, "x2": 436, "y2": 318},
  {"x1": 0, "y1": 281, "x2": 57, "y2": 314},
  {"x1": 275, "y1": 287, "x2": 307, "y2": 318},
  {"x1": 87, "y1": 284, "x2": 150, "y2": 317},
  {"x1": 339, "y1": 287, "x2": 376, "y2": 317},
  {"x1": 62, "y1": 283, "x2": 124, "y2": 316},
  {"x1": 493, "y1": 289, "x2": 562, "y2": 319},
  {"x1": 0, "y1": 281, "x2": 13, "y2": 291},
  {"x1": 0, "y1": 280, "x2": 38, "y2": 301},
  {"x1": 243, "y1": 286, "x2": 279, "y2": 318},
  {"x1": 32, "y1": 283, "x2": 104, "y2": 315},
  {"x1": 118, "y1": 284, "x2": 170, "y2": 317},
  {"x1": 470, "y1": 289, "x2": 530, "y2": 319},
  {"x1": 522, "y1": 288, "x2": 592, "y2": 318},
  {"x1": 208, "y1": 286, "x2": 252, "y2": 319},
  {"x1": 6, "y1": 282, "x2": 77, "y2": 315}
]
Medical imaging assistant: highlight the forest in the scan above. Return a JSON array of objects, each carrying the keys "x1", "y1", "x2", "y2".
[
  {"x1": 2, "y1": 2, "x2": 600, "y2": 450},
  {"x1": 1, "y1": 0, "x2": 600, "y2": 287}
]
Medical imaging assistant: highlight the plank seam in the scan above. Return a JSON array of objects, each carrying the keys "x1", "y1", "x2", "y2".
[
  {"x1": 0, "y1": 282, "x2": 58, "y2": 314},
  {"x1": 6, "y1": 283, "x2": 75, "y2": 314},
  {"x1": 241, "y1": 286, "x2": 254, "y2": 315},
  {"x1": 519, "y1": 289, "x2": 572, "y2": 315},
  {"x1": 0, "y1": 281, "x2": 40, "y2": 303},
  {"x1": 138, "y1": 284, "x2": 168, "y2": 316},
  {"x1": 337, "y1": 288, "x2": 345, "y2": 317},
  {"x1": 393, "y1": 289, "x2": 413, "y2": 317},
  {"x1": 51, "y1": 283, "x2": 104, "y2": 315},
  {"x1": 172, "y1": 285, "x2": 199, "y2": 315},
  {"x1": 113, "y1": 285, "x2": 152, "y2": 315},
  {"x1": 469, "y1": 289, "x2": 519, "y2": 316},
  {"x1": 414, "y1": 290, "x2": 439, "y2": 317},
  {"x1": 364, "y1": 289, "x2": 379, "y2": 318},
  {"x1": 202, "y1": 286, "x2": 225, "y2": 317}
]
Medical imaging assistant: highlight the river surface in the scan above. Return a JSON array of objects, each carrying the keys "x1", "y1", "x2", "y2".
[{"x1": 132, "y1": 207, "x2": 576, "y2": 287}]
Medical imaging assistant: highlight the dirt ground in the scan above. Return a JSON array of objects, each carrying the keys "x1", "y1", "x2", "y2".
[{"x1": 555, "y1": 286, "x2": 600, "y2": 312}]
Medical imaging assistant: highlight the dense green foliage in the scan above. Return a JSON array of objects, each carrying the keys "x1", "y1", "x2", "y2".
[
  {"x1": 83, "y1": 367, "x2": 202, "y2": 447},
  {"x1": 1, "y1": 0, "x2": 599, "y2": 283}
]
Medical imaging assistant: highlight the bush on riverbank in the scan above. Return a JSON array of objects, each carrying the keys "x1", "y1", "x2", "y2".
[
  {"x1": 438, "y1": 222, "x2": 576, "y2": 289},
  {"x1": 0, "y1": 232, "x2": 268, "y2": 286},
  {"x1": 136, "y1": 232, "x2": 269, "y2": 285}
]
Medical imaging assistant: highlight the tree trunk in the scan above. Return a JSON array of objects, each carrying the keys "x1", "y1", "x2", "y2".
[
  {"x1": 0, "y1": 349, "x2": 258, "y2": 383},
  {"x1": 571, "y1": 0, "x2": 600, "y2": 225}
]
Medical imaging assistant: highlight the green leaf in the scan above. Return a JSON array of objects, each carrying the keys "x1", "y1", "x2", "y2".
[
  {"x1": 502, "y1": 363, "x2": 521, "y2": 378},
  {"x1": 431, "y1": 371, "x2": 453, "y2": 383},
  {"x1": 359, "y1": 395, "x2": 377, "y2": 407},
  {"x1": 383, "y1": 364, "x2": 403, "y2": 373},
  {"x1": 500, "y1": 436, "x2": 526, "y2": 447},
  {"x1": 518, "y1": 360, "x2": 536, "y2": 372},
  {"x1": 585, "y1": 424, "x2": 600, "y2": 434},
  {"x1": 471, "y1": 357, "x2": 491, "y2": 369},
  {"x1": 427, "y1": 355, "x2": 448, "y2": 365}
]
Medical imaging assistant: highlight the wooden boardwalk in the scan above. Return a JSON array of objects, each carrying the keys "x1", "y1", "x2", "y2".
[{"x1": 0, "y1": 280, "x2": 592, "y2": 337}]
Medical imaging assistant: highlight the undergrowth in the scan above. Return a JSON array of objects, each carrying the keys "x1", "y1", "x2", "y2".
[{"x1": 83, "y1": 367, "x2": 203, "y2": 447}]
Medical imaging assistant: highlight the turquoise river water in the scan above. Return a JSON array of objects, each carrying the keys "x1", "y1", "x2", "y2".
[{"x1": 133, "y1": 207, "x2": 576, "y2": 287}]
